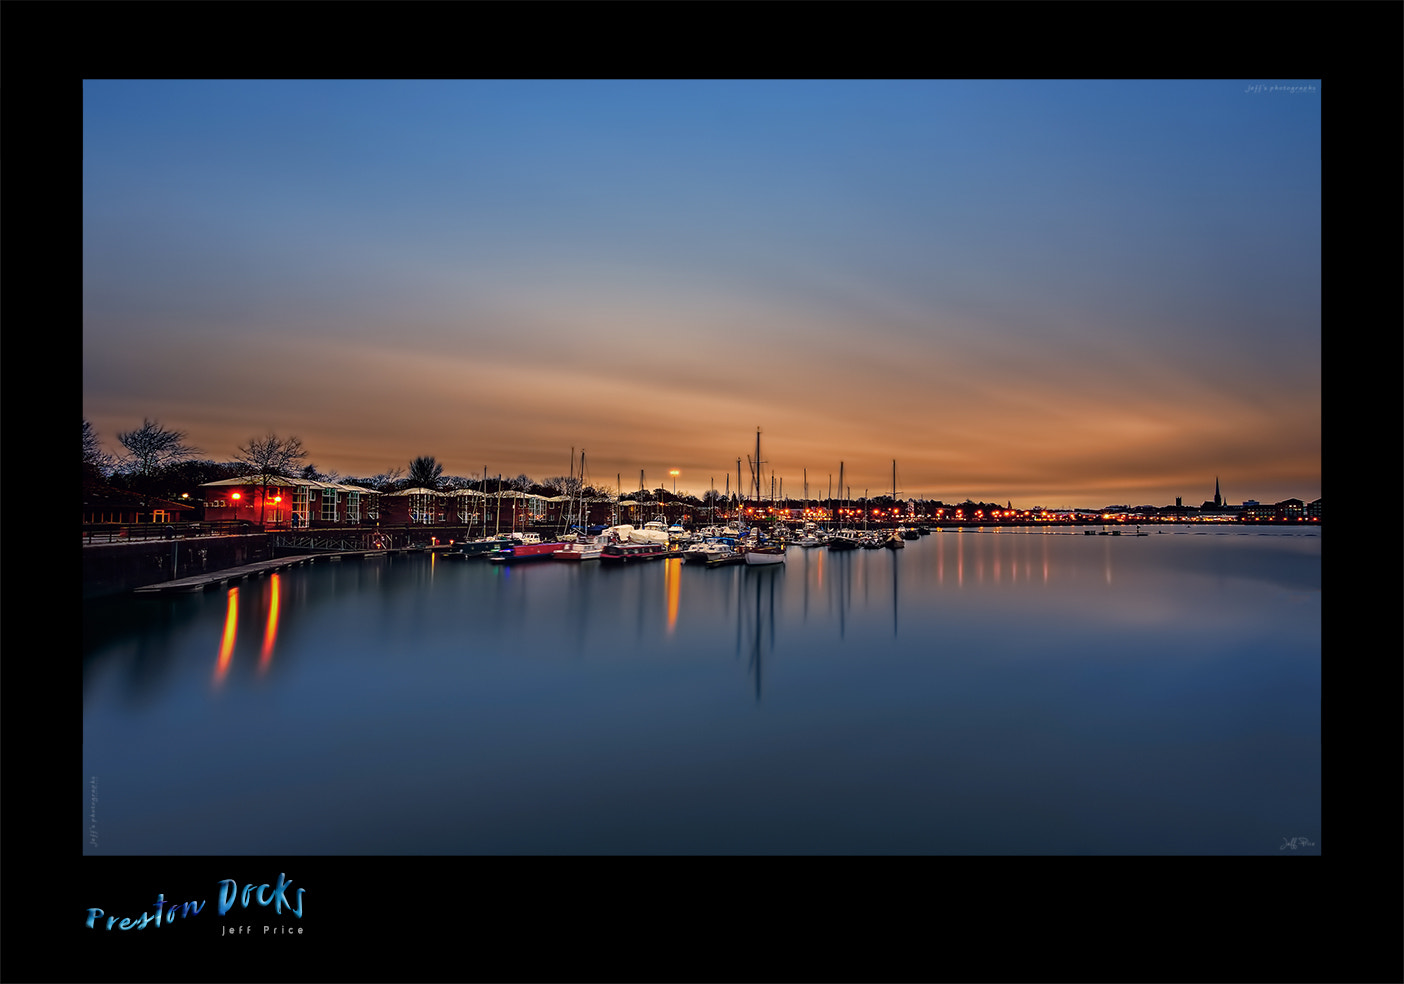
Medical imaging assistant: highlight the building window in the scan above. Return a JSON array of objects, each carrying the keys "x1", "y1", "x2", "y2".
[
  {"x1": 321, "y1": 490, "x2": 338, "y2": 523},
  {"x1": 346, "y1": 491, "x2": 360, "y2": 523}
]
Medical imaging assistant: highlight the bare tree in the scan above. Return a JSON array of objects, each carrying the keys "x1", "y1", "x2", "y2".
[
  {"x1": 370, "y1": 467, "x2": 405, "y2": 492},
  {"x1": 83, "y1": 418, "x2": 114, "y2": 483},
  {"x1": 117, "y1": 418, "x2": 200, "y2": 484},
  {"x1": 235, "y1": 432, "x2": 307, "y2": 525},
  {"x1": 543, "y1": 475, "x2": 583, "y2": 497},
  {"x1": 298, "y1": 463, "x2": 341, "y2": 483}
]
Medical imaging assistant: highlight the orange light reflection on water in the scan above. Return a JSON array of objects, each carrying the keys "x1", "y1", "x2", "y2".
[
  {"x1": 215, "y1": 587, "x2": 238, "y2": 684},
  {"x1": 260, "y1": 573, "x2": 281, "y2": 672},
  {"x1": 665, "y1": 557, "x2": 680, "y2": 633}
]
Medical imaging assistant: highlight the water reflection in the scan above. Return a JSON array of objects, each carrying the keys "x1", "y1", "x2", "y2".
[
  {"x1": 260, "y1": 573, "x2": 281, "y2": 672},
  {"x1": 215, "y1": 587, "x2": 237, "y2": 684},
  {"x1": 665, "y1": 557, "x2": 680, "y2": 633},
  {"x1": 736, "y1": 567, "x2": 780, "y2": 701},
  {"x1": 891, "y1": 548, "x2": 899, "y2": 638},
  {"x1": 84, "y1": 530, "x2": 1320, "y2": 854},
  {"x1": 209, "y1": 573, "x2": 289, "y2": 685}
]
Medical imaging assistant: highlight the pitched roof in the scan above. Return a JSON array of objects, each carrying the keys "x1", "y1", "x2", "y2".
[{"x1": 199, "y1": 475, "x2": 377, "y2": 493}]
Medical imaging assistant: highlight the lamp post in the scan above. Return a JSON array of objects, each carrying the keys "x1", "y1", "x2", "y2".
[{"x1": 669, "y1": 470, "x2": 679, "y2": 520}]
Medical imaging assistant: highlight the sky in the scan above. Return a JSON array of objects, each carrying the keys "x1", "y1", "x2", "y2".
[{"x1": 83, "y1": 79, "x2": 1320, "y2": 509}]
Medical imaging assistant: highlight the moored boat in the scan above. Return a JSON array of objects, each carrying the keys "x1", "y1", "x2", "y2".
[
  {"x1": 743, "y1": 544, "x2": 786, "y2": 566},
  {"x1": 629, "y1": 519, "x2": 671, "y2": 545},
  {"x1": 682, "y1": 538, "x2": 739, "y2": 564},
  {"x1": 448, "y1": 536, "x2": 514, "y2": 559},
  {"x1": 553, "y1": 534, "x2": 610, "y2": 561},
  {"x1": 488, "y1": 541, "x2": 567, "y2": 563},
  {"x1": 600, "y1": 541, "x2": 669, "y2": 564}
]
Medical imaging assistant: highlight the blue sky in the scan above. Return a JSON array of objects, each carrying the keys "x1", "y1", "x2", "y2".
[{"x1": 83, "y1": 79, "x2": 1320, "y2": 507}]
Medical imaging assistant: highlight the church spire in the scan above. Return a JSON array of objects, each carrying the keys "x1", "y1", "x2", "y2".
[{"x1": 1214, "y1": 477, "x2": 1222, "y2": 508}]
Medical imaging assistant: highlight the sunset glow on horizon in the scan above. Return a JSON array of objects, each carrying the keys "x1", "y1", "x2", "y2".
[{"x1": 83, "y1": 80, "x2": 1320, "y2": 509}]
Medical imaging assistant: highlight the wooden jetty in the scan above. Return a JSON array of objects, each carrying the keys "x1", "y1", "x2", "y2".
[{"x1": 132, "y1": 545, "x2": 450, "y2": 594}]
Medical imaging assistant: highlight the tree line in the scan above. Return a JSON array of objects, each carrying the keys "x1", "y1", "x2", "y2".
[
  {"x1": 85, "y1": 418, "x2": 1008, "y2": 514},
  {"x1": 83, "y1": 419, "x2": 650, "y2": 505}
]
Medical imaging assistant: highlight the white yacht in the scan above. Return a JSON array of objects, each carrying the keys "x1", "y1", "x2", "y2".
[{"x1": 629, "y1": 518, "x2": 671, "y2": 545}]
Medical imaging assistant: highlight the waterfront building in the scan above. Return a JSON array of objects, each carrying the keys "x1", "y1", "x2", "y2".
[
  {"x1": 82, "y1": 485, "x2": 199, "y2": 526},
  {"x1": 199, "y1": 476, "x2": 379, "y2": 528}
]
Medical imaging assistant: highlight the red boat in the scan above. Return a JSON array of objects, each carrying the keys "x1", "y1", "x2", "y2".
[{"x1": 487, "y1": 541, "x2": 567, "y2": 563}]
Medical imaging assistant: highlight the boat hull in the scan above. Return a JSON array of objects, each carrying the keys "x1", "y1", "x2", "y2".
[
  {"x1": 450, "y1": 539, "x2": 511, "y2": 558},
  {"x1": 600, "y1": 542, "x2": 669, "y2": 563},
  {"x1": 553, "y1": 546, "x2": 601, "y2": 561},
  {"x1": 488, "y1": 542, "x2": 566, "y2": 563}
]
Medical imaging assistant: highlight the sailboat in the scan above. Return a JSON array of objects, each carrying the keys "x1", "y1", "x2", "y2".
[
  {"x1": 885, "y1": 461, "x2": 906, "y2": 548},
  {"x1": 554, "y1": 450, "x2": 608, "y2": 560},
  {"x1": 827, "y1": 461, "x2": 860, "y2": 550},
  {"x1": 743, "y1": 428, "x2": 785, "y2": 566},
  {"x1": 794, "y1": 469, "x2": 825, "y2": 548}
]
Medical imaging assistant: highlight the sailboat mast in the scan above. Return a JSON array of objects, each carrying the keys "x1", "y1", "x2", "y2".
[
  {"x1": 831, "y1": 463, "x2": 842, "y2": 530},
  {"x1": 737, "y1": 458, "x2": 742, "y2": 524},
  {"x1": 755, "y1": 429, "x2": 761, "y2": 509}
]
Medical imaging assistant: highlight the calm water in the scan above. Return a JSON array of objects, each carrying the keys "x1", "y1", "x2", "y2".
[{"x1": 83, "y1": 528, "x2": 1321, "y2": 854}]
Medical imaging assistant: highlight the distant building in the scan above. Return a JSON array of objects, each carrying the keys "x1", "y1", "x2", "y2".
[
  {"x1": 83, "y1": 485, "x2": 198, "y2": 526},
  {"x1": 1275, "y1": 498, "x2": 1305, "y2": 519}
]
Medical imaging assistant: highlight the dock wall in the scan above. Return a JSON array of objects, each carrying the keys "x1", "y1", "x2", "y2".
[{"x1": 83, "y1": 534, "x2": 273, "y2": 600}]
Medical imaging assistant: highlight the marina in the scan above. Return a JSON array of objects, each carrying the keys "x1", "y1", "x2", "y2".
[{"x1": 81, "y1": 79, "x2": 1321, "y2": 872}]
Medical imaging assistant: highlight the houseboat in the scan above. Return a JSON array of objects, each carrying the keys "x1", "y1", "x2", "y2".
[{"x1": 599, "y1": 541, "x2": 669, "y2": 564}]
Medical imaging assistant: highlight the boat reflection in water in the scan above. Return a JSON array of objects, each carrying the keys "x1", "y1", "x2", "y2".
[{"x1": 737, "y1": 562, "x2": 781, "y2": 701}]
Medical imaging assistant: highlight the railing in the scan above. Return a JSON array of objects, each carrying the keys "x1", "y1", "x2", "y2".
[
  {"x1": 273, "y1": 530, "x2": 393, "y2": 553},
  {"x1": 82, "y1": 520, "x2": 258, "y2": 543}
]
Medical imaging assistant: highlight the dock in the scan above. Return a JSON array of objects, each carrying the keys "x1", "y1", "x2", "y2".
[{"x1": 131, "y1": 546, "x2": 450, "y2": 594}]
